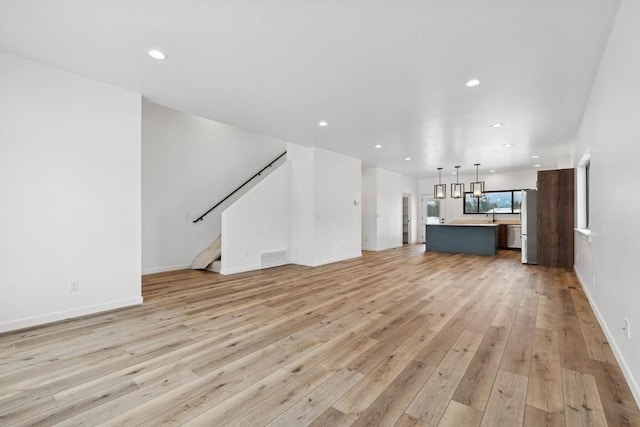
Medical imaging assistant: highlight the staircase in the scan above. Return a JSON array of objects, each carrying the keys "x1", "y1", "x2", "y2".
[
  {"x1": 190, "y1": 236, "x2": 221, "y2": 271},
  {"x1": 190, "y1": 150, "x2": 288, "y2": 274},
  {"x1": 207, "y1": 260, "x2": 222, "y2": 273}
]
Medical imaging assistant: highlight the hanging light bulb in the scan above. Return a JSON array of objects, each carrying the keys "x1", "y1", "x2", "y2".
[
  {"x1": 434, "y1": 168, "x2": 446, "y2": 199},
  {"x1": 450, "y1": 166, "x2": 464, "y2": 199},
  {"x1": 470, "y1": 163, "x2": 485, "y2": 197}
]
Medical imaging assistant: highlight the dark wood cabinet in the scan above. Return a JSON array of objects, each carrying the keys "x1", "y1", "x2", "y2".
[
  {"x1": 496, "y1": 224, "x2": 508, "y2": 249},
  {"x1": 537, "y1": 168, "x2": 574, "y2": 267}
]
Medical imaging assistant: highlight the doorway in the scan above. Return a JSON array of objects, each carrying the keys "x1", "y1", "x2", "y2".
[
  {"x1": 421, "y1": 195, "x2": 445, "y2": 242},
  {"x1": 402, "y1": 195, "x2": 411, "y2": 244}
]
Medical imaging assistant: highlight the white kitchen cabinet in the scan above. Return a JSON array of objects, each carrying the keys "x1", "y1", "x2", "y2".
[{"x1": 507, "y1": 225, "x2": 522, "y2": 249}]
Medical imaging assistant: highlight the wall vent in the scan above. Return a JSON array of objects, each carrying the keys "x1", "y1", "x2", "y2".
[{"x1": 260, "y1": 250, "x2": 288, "y2": 268}]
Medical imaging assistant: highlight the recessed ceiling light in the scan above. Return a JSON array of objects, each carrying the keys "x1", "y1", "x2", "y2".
[
  {"x1": 374, "y1": 144, "x2": 382, "y2": 149},
  {"x1": 405, "y1": 157, "x2": 411, "y2": 161},
  {"x1": 534, "y1": 164, "x2": 541, "y2": 168},
  {"x1": 490, "y1": 170, "x2": 496, "y2": 173},
  {"x1": 148, "y1": 49, "x2": 166, "y2": 60},
  {"x1": 532, "y1": 155, "x2": 539, "y2": 159},
  {"x1": 490, "y1": 123, "x2": 503, "y2": 128},
  {"x1": 466, "y1": 79, "x2": 480, "y2": 87},
  {"x1": 503, "y1": 143, "x2": 514, "y2": 148},
  {"x1": 318, "y1": 121, "x2": 328, "y2": 127},
  {"x1": 451, "y1": 171, "x2": 457, "y2": 175}
]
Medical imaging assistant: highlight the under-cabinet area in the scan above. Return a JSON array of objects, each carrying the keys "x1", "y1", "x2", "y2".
[{"x1": 497, "y1": 224, "x2": 522, "y2": 249}]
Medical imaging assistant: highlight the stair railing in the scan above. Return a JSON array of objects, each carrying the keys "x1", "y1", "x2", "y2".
[{"x1": 192, "y1": 151, "x2": 287, "y2": 223}]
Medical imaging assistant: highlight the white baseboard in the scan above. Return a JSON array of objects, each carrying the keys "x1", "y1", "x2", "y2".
[
  {"x1": 307, "y1": 252, "x2": 362, "y2": 267},
  {"x1": 373, "y1": 243, "x2": 403, "y2": 251},
  {"x1": 0, "y1": 297, "x2": 144, "y2": 334},
  {"x1": 221, "y1": 252, "x2": 363, "y2": 274},
  {"x1": 220, "y1": 263, "x2": 265, "y2": 275},
  {"x1": 142, "y1": 264, "x2": 191, "y2": 275},
  {"x1": 574, "y1": 266, "x2": 640, "y2": 408}
]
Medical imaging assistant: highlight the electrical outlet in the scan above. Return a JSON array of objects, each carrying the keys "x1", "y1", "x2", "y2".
[
  {"x1": 70, "y1": 280, "x2": 80, "y2": 292},
  {"x1": 624, "y1": 318, "x2": 631, "y2": 339}
]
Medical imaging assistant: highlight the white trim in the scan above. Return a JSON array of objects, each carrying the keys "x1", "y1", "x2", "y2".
[
  {"x1": 372, "y1": 243, "x2": 403, "y2": 251},
  {"x1": 574, "y1": 266, "x2": 640, "y2": 408},
  {"x1": 576, "y1": 149, "x2": 591, "y2": 229},
  {"x1": 0, "y1": 297, "x2": 143, "y2": 334},
  {"x1": 220, "y1": 263, "x2": 271, "y2": 275},
  {"x1": 142, "y1": 264, "x2": 191, "y2": 275},
  {"x1": 220, "y1": 252, "x2": 362, "y2": 274},
  {"x1": 574, "y1": 228, "x2": 592, "y2": 243},
  {"x1": 307, "y1": 252, "x2": 362, "y2": 267}
]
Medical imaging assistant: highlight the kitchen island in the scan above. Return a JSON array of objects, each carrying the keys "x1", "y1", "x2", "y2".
[{"x1": 425, "y1": 224, "x2": 497, "y2": 256}]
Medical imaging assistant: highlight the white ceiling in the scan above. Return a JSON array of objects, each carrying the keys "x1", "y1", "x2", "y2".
[{"x1": 0, "y1": 0, "x2": 620, "y2": 177}]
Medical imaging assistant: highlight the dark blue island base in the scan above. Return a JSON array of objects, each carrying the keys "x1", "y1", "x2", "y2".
[{"x1": 425, "y1": 224, "x2": 497, "y2": 256}]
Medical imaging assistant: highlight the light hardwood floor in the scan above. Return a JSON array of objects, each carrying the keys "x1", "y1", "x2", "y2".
[{"x1": 1, "y1": 245, "x2": 639, "y2": 426}]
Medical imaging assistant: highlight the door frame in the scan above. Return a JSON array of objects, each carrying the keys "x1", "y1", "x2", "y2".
[
  {"x1": 402, "y1": 194, "x2": 412, "y2": 244},
  {"x1": 421, "y1": 194, "x2": 446, "y2": 242}
]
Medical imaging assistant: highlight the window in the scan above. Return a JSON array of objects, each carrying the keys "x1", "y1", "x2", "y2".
[
  {"x1": 577, "y1": 150, "x2": 591, "y2": 230},
  {"x1": 464, "y1": 189, "x2": 523, "y2": 214},
  {"x1": 585, "y1": 161, "x2": 590, "y2": 228}
]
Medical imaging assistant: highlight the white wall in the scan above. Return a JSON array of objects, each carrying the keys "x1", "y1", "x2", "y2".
[
  {"x1": 376, "y1": 169, "x2": 404, "y2": 251},
  {"x1": 314, "y1": 148, "x2": 362, "y2": 264},
  {"x1": 221, "y1": 162, "x2": 291, "y2": 275},
  {"x1": 289, "y1": 144, "x2": 317, "y2": 265},
  {"x1": 361, "y1": 168, "x2": 378, "y2": 250},
  {"x1": 0, "y1": 52, "x2": 142, "y2": 332},
  {"x1": 571, "y1": 0, "x2": 640, "y2": 404},
  {"x1": 290, "y1": 145, "x2": 362, "y2": 266},
  {"x1": 143, "y1": 108, "x2": 359, "y2": 274},
  {"x1": 361, "y1": 168, "x2": 405, "y2": 251},
  {"x1": 142, "y1": 100, "x2": 286, "y2": 273}
]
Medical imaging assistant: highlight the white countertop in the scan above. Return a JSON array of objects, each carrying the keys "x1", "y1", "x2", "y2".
[
  {"x1": 449, "y1": 219, "x2": 521, "y2": 225},
  {"x1": 428, "y1": 223, "x2": 498, "y2": 227}
]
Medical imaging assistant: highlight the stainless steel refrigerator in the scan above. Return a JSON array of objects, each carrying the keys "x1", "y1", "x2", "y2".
[{"x1": 521, "y1": 189, "x2": 537, "y2": 264}]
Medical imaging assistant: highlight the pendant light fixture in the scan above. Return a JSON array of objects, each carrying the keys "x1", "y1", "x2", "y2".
[
  {"x1": 470, "y1": 163, "x2": 485, "y2": 197},
  {"x1": 451, "y1": 166, "x2": 464, "y2": 198},
  {"x1": 434, "y1": 167, "x2": 446, "y2": 199}
]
